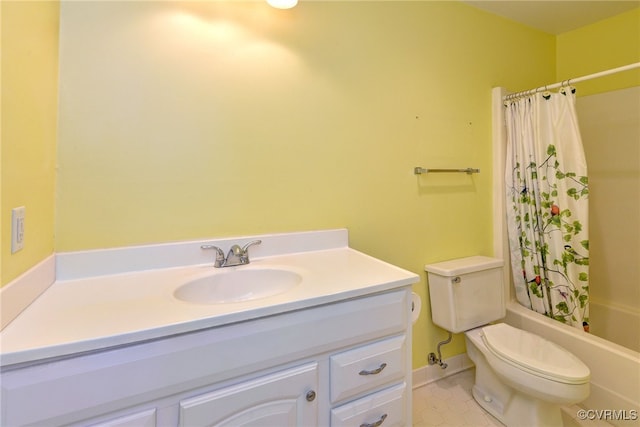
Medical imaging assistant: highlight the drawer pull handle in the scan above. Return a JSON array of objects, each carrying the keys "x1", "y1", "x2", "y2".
[
  {"x1": 305, "y1": 390, "x2": 316, "y2": 402},
  {"x1": 359, "y1": 363, "x2": 387, "y2": 376},
  {"x1": 360, "y1": 413, "x2": 388, "y2": 427}
]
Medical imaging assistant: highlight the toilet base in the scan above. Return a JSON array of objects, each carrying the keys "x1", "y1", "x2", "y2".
[{"x1": 471, "y1": 383, "x2": 563, "y2": 427}]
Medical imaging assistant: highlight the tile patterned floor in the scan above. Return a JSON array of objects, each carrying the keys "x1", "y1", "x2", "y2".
[{"x1": 412, "y1": 369, "x2": 612, "y2": 427}]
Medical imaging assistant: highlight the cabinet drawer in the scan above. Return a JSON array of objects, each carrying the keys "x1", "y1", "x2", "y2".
[
  {"x1": 330, "y1": 335, "x2": 405, "y2": 403},
  {"x1": 331, "y1": 382, "x2": 406, "y2": 427}
]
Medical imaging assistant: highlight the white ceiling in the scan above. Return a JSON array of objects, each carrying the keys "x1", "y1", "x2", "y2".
[{"x1": 462, "y1": 0, "x2": 639, "y2": 34}]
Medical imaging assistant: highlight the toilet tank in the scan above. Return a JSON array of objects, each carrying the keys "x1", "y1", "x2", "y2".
[{"x1": 425, "y1": 256, "x2": 504, "y2": 333}]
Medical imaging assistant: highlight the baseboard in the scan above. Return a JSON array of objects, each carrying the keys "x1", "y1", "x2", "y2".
[
  {"x1": 412, "y1": 353, "x2": 474, "y2": 389},
  {"x1": 0, "y1": 255, "x2": 56, "y2": 331}
]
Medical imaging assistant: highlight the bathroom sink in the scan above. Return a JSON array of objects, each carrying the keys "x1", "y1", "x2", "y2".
[{"x1": 174, "y1": 267, "x2": 302, "y2": 304}]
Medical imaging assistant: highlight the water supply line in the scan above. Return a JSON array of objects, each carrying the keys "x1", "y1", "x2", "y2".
[{"x1": 428, "y1": 331, "x2": 452, "y2": 369}]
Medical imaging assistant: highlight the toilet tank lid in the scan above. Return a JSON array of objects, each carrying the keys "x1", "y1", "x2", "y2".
[{"x1": 424, "y1": 256, "x2": 503, "y2": 276}]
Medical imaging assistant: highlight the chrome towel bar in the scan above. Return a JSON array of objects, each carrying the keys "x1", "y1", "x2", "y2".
[{"x1": 414, "y1": 167, "x2": 480, "y2": 175}]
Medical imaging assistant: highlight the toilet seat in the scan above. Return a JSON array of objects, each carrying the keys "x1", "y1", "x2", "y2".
[{"x1": 481, "y1": 323, "x2": 590, "y2": 385}]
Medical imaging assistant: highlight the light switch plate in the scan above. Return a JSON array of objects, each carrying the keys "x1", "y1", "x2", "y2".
[{"x1": 11, "y1": 206, "x2": 25, "y2": 253}]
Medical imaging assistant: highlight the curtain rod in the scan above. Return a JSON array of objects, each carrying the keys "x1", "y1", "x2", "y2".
[{"x1": 503, "y1": 62, "x2": 640, "y2": 100}]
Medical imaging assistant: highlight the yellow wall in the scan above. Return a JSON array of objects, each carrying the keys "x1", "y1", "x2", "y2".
[
  {"x1": 557, "y1": 7, "x2": 640, "y2": 96},
  {"x1": 54, "y1": 1, "x2": 555, "y2": 367},
  {"x1": 1, "y1": 1, "x2": 59, "y2": 285}
]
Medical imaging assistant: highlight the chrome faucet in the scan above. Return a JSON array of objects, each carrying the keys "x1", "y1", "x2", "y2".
[{"x1": 201, "y1": 240, "x2": 262, "y2": 268}]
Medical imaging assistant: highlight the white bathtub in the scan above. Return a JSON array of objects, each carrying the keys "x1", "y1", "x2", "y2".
[
  {"x1": 505, "y1": 301, "x2": 640, "y2": 426},
  {"x1": 589, "y1": 299, "x2": 640, "y2": 353}
]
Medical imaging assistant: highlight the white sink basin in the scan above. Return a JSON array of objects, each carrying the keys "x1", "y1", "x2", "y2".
[{"x1": 174, "y1": 267, "x2": 302, "y2": 304}]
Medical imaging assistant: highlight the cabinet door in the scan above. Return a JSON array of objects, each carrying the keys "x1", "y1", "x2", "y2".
[{"x1": 179, "y1": 363, "x2": 318, "y2": 426}]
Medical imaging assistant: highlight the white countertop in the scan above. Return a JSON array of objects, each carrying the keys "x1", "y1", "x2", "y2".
[{"x1": 0, "y1": 230, "x2": 419, "y2": 367}]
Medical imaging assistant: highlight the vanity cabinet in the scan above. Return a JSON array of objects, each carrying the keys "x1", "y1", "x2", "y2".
[{"x1": 1, "y1": 288, "x2": 411, "y2": 426}]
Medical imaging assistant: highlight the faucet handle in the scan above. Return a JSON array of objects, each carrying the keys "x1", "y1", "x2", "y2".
[
  {"x1": 239, "y1": 240, "x2": 262, "y2": 264},
  {"x1": 242, "y1": 240, "x2": 262, "y2": 253},
  {"x1": 201, "y1": 244, "x2": 225, "y2": 268}
]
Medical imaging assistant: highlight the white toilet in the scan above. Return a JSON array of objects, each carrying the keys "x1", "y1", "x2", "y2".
[{"x1": 425, "y1": 256, "x2": 590, "y2": 427}]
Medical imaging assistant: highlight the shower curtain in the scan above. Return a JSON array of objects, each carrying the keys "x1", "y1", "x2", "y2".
[{"x1": 504, "y1": 88, "x2": 590, "y2": 331}]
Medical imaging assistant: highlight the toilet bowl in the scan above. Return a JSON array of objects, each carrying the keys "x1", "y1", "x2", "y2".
[{"x1": 425, "y1": 256, "x2": 591, "y2": 427}]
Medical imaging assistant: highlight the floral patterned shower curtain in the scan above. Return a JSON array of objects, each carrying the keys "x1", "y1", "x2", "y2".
[{"x1": 504, "y1": 88, "x2": 590, "y2": 331}]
